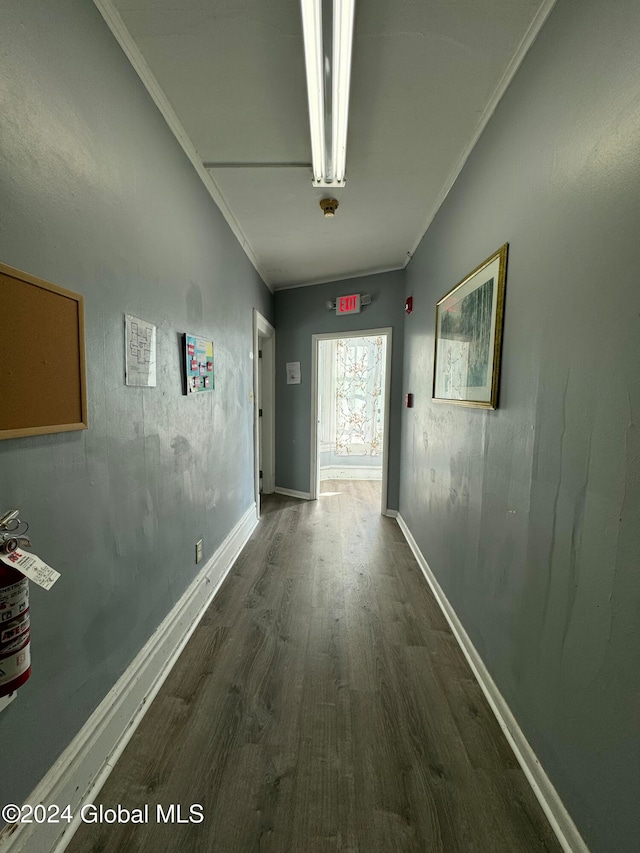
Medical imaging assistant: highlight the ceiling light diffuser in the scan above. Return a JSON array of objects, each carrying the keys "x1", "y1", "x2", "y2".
[{"x1": 300, "y1": 0, "x2": 355, "y2": 188}]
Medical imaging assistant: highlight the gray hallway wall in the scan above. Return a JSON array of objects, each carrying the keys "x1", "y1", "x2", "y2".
[
  {"x1": 274, "y1": 271, "x2": 405, "y2": 509},
  {"x1": 0, "y1": 0, "x2": 271, "y2": 814},
  {"x1": 399, "y1": 0, "x2": 640, "y2": 850}
]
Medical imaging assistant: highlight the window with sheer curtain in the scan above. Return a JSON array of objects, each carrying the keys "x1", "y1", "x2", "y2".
[{"x1": 319, "y1": 335, "x2": 385, "y2": 457}]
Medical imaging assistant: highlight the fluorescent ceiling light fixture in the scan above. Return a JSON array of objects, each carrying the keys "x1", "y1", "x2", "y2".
[{"x1": 300, "y1": 0, "x2": 355, "y2": 187}]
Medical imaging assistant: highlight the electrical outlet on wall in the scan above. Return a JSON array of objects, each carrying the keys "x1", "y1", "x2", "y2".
[{"x1": 195, "y1": 539, "x2": 203, "y2": 564}]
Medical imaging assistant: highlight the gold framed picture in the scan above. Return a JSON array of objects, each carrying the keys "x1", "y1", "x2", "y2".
[{"x1": 432, "y1": 244, "x2": 508, "y2": 409}]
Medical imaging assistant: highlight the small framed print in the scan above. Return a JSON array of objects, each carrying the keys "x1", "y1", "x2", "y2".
[{"x1": 183, "y1": 334, "x2": 214, "y2": 394}]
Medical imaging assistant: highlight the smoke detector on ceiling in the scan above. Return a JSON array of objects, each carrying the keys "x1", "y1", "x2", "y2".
[{"x1": 320, "y1": 198, "x2": 339, "y2": 218}]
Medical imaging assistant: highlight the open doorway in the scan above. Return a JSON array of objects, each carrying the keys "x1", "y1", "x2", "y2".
[
  {"x1": 311, "y1": 328, "x2": 392, "y2": 515},
  {"x1": 253, "y1": 310, "x2": 275, "y2": 518}
]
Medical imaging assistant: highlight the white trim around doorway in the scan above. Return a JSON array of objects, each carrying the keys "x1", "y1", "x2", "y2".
[
  {"x1": 310, "y1": 328, "x2": 393, "y2": 516},
  {"x1": 253, "y1": 310, "x2": 275, "y2": 518}
]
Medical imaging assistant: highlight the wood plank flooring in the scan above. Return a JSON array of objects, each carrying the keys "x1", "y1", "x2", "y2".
[{"x1": 67, "y1": 481, "x2": 561, "y2": 853}]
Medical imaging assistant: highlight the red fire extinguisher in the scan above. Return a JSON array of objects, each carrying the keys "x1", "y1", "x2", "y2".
[
  {"x1": 0, "y1": 562, "x2": 31, "y2": 697},
  {"x1": 0, "y1": 511, "x2": 32, "y2": 698}
]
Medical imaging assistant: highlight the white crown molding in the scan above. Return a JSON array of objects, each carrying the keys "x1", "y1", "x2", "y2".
[
  {"x1": 273, "y1": 263, "x2": 405, "y2": 291},
  {"x1": 93, "y1": 0, "x2": 557, "y2": 293},
  {"x1": 405, "y1": 0, "x2": 559, "y2": 265},
  {"x1": 92, "y1": 0, "x2": 273, "y2": 293}
]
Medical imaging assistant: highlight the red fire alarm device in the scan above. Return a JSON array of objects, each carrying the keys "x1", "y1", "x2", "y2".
[
  {"x1": 336, "y1": 294, "x2": 361, "y2": 315},
  {"x1": 405, "y1": 393, "x2": 414, "y2": 408},
  {"x1": 405, "y1": 296, "x2": 413, "y2": 315}
]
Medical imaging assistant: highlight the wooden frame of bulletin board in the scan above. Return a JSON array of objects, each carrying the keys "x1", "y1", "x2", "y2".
[{"x1": 0, "y1": 262, "x2": 88, "y2": 440}]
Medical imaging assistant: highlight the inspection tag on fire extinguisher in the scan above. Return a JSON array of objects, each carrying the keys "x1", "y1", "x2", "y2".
[{"x1": 0, "y1": 549, "x2": 60, "y2": 590}]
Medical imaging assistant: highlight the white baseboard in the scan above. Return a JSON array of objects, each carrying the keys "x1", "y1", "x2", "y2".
[
  {"x1": 319, "y1": 465, "x2": 383, "y2": 481},
  {"x1": 0, "y1": 504, "x2": 258, "y2": 853},
  {"x1": 274, "y1": 487, "x2": 312, "y2": 500},
  {"x1": 384, "y1": 509, "x2": 398, "y2": 518},
  {"x1": 396, "y1": 514, "x2": 589, "y2": 853}
]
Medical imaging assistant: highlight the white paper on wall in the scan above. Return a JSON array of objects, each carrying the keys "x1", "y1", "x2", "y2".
[
  {"x1": 286, "y1": 362, "x2": 301, "y2": 384},
  {"x1": 125, "y1": 314, "x2": 157, "y2": 387}
]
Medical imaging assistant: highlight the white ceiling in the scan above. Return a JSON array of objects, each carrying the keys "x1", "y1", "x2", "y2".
[{"x1": 98, "y1": 0, "x2": 555, "y2": 290}]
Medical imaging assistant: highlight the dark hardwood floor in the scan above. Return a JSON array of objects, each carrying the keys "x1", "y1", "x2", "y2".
[{"x1": 67, "y1": 481, "x2": 561, "y2": 852}]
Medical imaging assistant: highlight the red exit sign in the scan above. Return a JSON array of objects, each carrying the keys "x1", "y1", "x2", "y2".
[{"x1": 336, "y1": 293, "x2": 361, "y2": 315}]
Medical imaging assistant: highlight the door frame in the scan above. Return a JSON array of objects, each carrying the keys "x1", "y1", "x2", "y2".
[
  {"x1": 253, "y1": 309, "x2": 275, "y2": 518},
  {"x1": 310, "y1": 327, "x2": 393, "y2": 516}
]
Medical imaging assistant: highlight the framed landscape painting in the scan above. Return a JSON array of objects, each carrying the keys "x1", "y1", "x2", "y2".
[{"x1": 432, "y1": 244, "x2": 508, "y2": 409}]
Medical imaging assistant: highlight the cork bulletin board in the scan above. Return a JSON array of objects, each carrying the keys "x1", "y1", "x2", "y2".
[{"x1": 0, "y1": 262, "x2": 88, "y2": 440}]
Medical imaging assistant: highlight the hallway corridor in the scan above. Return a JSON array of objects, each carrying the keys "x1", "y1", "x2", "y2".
[{"x1": 68, "y1": 483, "x2": 561, "y2": 852}]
